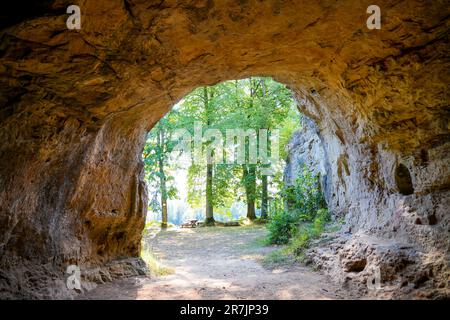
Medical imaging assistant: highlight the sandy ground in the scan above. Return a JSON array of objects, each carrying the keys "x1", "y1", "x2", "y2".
[{"x1": 80, "y1": 225, "x2": 350, "y2": 300}]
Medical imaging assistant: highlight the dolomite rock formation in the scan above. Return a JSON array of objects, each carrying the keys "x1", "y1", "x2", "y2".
[
  {"x1": 287, "y1": 83, "x2": 450, "y2": 298},
  {"x1": 285, "y1": 117, "x2": 449, "y2": 298},
  {"x1": 0, "y1": 0, "x2": 449, "y2": 299},
  {"x1": 284, "y1": 116, "x2": 331, "y2": 205}
]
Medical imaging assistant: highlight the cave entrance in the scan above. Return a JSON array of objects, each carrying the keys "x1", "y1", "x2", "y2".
[
  {"x1": 1, "y1": 0, "x2": 446, "y2": 300},
  {"x1": 139, "y1": 77, "x2": 329, "y2": 284},
  {"x1": 141, "y1": 77, "x2": 300, "y2": 228}
]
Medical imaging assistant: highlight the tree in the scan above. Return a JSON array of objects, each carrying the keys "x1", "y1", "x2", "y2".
[
  {"x1": 242, "y1": 164, "x2": 257, "y2": 220},
  {"x1": 180, "y1": 84, "x2": 237, "y2": 225},
  {"x1": 143, "y1": 115, "x2": 179, "y2": 228},
  {"x1": 157, "y1": 125, "x2": 169, "y2": 227},
  {"x1": 204, "y1": 87, "x2": 215, "y2": 225},
  {"x1": 143, "y1": 76, "x2": 297, "y2": 226},
  {"x1": 221, "y1": 77, "x2": 294, "y2": 220}
]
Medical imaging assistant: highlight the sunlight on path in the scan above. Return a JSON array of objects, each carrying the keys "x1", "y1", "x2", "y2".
[{"x1": 81, "y1": 226, "x2": 345, "y2": 300}]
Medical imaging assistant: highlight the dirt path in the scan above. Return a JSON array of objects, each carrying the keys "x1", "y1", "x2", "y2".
[{"x1": 81, "y1": 226, "x2": 349, "y2": 299}]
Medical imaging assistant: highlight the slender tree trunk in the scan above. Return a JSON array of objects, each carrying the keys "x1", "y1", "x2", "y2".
[
  {"x1": 157, "y1": 128, "x2": 168, "y2": 229},
  {"x1": 260, "y1": 79, "x2": 269, "y2": 220},
  {"x1": 242, "y1": 80, "x2": 257, "y2": 221},
  {"x1": 205, "y1": 162, "x2": 214, "y2": 225},
  {"x1": 204, "y1": 87, "x2": 215, "y2": 226},
  {"x1": 243, "y1": 165, "x2": 257, "y2": 220},
  {"x1": 261, "y1": 174, "x2": 268, "y2": 219}
]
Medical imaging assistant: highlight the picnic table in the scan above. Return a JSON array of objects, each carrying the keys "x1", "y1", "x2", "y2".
[{"x1": 180, "y1": 219, "x2": 199, "y2": 228}]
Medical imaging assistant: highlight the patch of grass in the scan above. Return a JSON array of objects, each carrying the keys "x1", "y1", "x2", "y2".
[
  {"x1": 262, "y1": 209, "x2": 334, "y2": 267},
  {"x1": 242, "y1": 234, "x2": 270, "y2": 250},
  {"x1": 141, "y1": 248, "x2": 174, "y2": 276},
  {"x1": 254, "y1": 235, "x2": 270, "y2": 247},
  {"x1": 218, "y1": 223, "x2": 266, "y2": 233},
  {"x1": 284, "y1": 208, "x2": 330, "y2": 255},
  {"x1": 261, "y1": 248, "x2": 295, "y2": 268},
  {"x1": 251, "y1": 217, "x2": 269, "y2": 225}
]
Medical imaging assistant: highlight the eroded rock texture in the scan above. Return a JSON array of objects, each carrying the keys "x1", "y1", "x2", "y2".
[
  {"x1": 287, "y1": 116, "x2": 450, "y2": 299},
  {"x1": 0, "y1": 0, "x2": 449, "y2": 298},
  {"x1": 284, "y1": 116, "x2": 331, "y2": 204}
]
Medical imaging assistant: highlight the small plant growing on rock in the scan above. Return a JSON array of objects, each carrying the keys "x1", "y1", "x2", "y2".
[{"x1": 288, "y1": 208, "x2": 331, "y2": 255}]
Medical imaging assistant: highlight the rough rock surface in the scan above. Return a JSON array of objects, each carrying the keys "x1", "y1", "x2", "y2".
[
  {"x1": 0, "y1": 0, "x2": 449, "y2": 298},
  {"x1": 286, "y1": 113, "x2": 449, "y2": 298},
  {"x1": 287, "y1": 107, "x2": 449, "y2": 299},
  {"x1": 284, "y1": 116, "x2": 331, "y2": 205}
]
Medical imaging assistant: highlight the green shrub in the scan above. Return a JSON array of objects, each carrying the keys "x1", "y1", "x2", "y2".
[
  {"x1": 312, "y1": 208, "x2": 330, "y2": 235},
  {"x1": 282, "y1": 165, "x2": 326, "y2": 222},
  {"x1": 266, "y1": 165, "x2": 328, "y2": 246},
  {"x1": 288, "y1": 208, "x2": 331, "y2": 254},
  {"x1": 266, "y1": 210, "x2": 297, "y2": 244},
  {"x1": 288, "y1": 230, "x2": 311, "y2": 254}
]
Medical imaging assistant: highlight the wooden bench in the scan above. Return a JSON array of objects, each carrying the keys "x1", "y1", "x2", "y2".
[{"x1": 180, "y1": 219, "x2": 198, "y2": 228}]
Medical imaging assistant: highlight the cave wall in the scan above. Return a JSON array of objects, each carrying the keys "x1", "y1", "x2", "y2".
[
  {"x1": 284, "y1": 115, "x2": 331, "y2": 205},
  {"x1": 0, "y1": 0, "x2": 448, "y2": 298},
  {"x1": 285, "y1": 70, "x2": 450, "y2": 297}
]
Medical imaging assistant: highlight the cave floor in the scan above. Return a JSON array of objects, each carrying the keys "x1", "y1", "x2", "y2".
[{"x1": 80, "y1": 225, "x2": 357, "y2": 300}]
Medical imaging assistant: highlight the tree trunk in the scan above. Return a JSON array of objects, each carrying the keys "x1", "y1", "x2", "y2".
[
  {"x1": 243, "y1": 165, "x2": 257, "y2": 220},
  {"x1": 260, "y1": 79, "x2": 269, "y2": 220},
  {"x1": 157, "y1": 128, "x2": 168, "y2": 229},
  {"x1": 261, "y1": 174, "x2": 268, "y2": 219},
  {"x1": 205, "y1": 162, "x2": 215, "y2": 225},
  {"x1": 204, "y1": 87, "x2": 215, "y2": 226}
]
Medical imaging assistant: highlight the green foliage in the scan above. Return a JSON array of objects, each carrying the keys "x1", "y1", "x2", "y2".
[
  {"x1": 143, "y1": 113, "x2": 180, "y2": 214},
  {"x1": 186, "y1": 163, "x2": 204, "y2": 208},
  {"x1": 279, "y1": 111, "x2": 302, "y2": 160},
  {"x1": 180, "y1": 77, "x2": 297, "y2": 215},
  {"x1": 287, "y1": 208, "x2": 331, "y2": 255},
  {"x1": 266, "y1": 165, "x2": 328, "y2": 246},
  {"x1": 313, "y1": 208, "x2": 330, "y2": 234},
  {"x1": 143, "y1": 76, "x2": 300, "y2": 225},
  {"x1": 212, "y1": 164, "x2": 241, "y2": 208},
  {"x1": 266, "y1": 210, "x2": 297, "y2": 245},
  {"x1": 282, "y1": 164, "x2": 325, "y2": 222},
  {"x1": 263, "y1": 208, "x2": 331, "y2": 268}
]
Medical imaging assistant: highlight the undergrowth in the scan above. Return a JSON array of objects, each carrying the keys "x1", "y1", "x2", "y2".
[{"x1": 264, "y1": 165, "x2": 337, "y2": 265}]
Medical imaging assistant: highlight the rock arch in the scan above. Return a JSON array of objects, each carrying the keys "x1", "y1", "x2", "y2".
[{"x1": 0, "y1": 0, "x2": 448, "y2": 298}]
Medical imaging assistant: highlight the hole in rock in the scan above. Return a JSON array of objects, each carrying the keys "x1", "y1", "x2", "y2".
[
  {"x1": 395, "y1": 164, "x2": 414, "y2": 195},
  {"x1": 344, "y1": 258, "x2": 367, "y2": 273},
  {"x1": 427, "y1": 214, "x2": 437, "y2": 225},
  {"x1": 420, "y1": 149, "x2": 428, "y2": 165}
]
